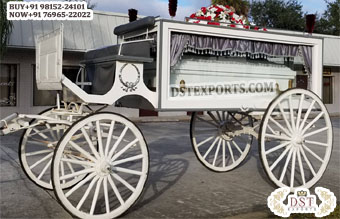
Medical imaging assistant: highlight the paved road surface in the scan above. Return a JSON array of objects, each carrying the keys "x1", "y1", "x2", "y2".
[{"x1": 0, "y1": 118, "x2": 339, "y2": 218}]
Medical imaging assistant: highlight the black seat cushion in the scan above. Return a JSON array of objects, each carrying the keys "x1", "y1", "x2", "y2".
[
  {"x1": 114, "y1": 16, "x2": 156, "y2": 36},
  {"x1": 84, "y1": 41, "x2": 151, "y2": 62}
]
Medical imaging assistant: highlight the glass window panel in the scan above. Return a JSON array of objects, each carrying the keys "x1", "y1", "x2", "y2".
[{"x1": 0, "y1": 64, "x2": 17, "y2": 107}]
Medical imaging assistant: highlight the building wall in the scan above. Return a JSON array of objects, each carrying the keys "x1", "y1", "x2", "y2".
[{"x1": 325, "y1": 71, "x2": 340, "y2": 115}]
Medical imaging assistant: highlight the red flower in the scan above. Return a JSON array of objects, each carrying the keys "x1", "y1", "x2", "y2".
[
  {"x1": 201, "y1": 7, "x2": 207, "y2": 14},
  {"x1": 228, "y1": 12, "x2": 234, "y2": 16},
  {"x1": 230, "y1": 24, "x2": 236, "y2": 28},
  {"x1": 226, "y1": 5, "x2": 230, "y2": 9},
  {"x1": 190, "y1": 13, "x2": 196, "y2": 18},
  {"x1": 206, "y1": 16, "x2": 212, "y2": 20},
  {"x1": 194, "y1": 21, "x2": 200, "y2": 23},
  {"x1": 263, "y1": 28, "x2": 268, "y2": 31},
  {"x1": 208, "y1": 22, "x2": 220, "y2": 26},
  {"x1": 239, "y1": 20, "x2": 243, "y2": 24},
  {"x1": 254, "y1": 26, "x2": 259, "y2": 30},
  {"x1": 216, "y1": 7, "x2": 223, "y2": 13},
  {"x1": 231, "y1": 17, "x2": 235, "y2": 21},
  {"x1": 243, "y1": 25, "x2": 250, "y2": 29}
]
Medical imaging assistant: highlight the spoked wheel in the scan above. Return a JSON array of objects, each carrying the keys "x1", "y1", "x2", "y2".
[
  {"x1": 190, "y1": 111, "x2": 253, "y2": 172},
  {"x1": 259, "y1": 88, "x2": 333, "y2": 191},
  {"x1": 52, "y1": 112, "x2": 149, "y2": 219},
  {"x1": 19, "y1": 108, "x2": 74, "y2": 189}
]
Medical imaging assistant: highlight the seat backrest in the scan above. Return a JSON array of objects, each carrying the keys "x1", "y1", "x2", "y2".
[
  {"x1": 114, "y1": 16, "x2": 155, "y2": 36},
  {"x1": 35, "y1": 24, "x2": 63, "y2": 90}
]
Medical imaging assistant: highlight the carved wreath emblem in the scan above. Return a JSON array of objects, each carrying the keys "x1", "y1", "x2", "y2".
[{"x1": 119, "y1": 63, "x2": 140, "y2": 92}]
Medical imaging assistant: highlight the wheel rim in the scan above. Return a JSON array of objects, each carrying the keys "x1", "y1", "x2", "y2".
[
  {"x1": 20, "y1": 109, "x2": 77, "y2": 189},
  {"x1": 260, "y1": 89, "x2": 333, "y2": 191},
  {"x1": 52, "y1": 113, "x2": 149, "y2": 219},
  {"x1": 191, "y1": 111, "x2": 253, "y2": 172}
]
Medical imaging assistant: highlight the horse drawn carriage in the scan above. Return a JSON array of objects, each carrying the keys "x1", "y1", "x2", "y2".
[{"x1": 0, "y1": 16, "x2": 332, "y2": 218}]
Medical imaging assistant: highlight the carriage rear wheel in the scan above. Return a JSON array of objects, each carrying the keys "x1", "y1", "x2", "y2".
[
  {"x1": 19, "y1": 108, "x2": 79, "y2": 190},
  {"x1": 190, "y1": 111, "x2": 253, "y2": 172},
  {"x1": 52, "y1": 112, "x2": 149, "y2": 219},
  {"x1": 259, "y1": 88, "x2": 333, "y2": 191}
]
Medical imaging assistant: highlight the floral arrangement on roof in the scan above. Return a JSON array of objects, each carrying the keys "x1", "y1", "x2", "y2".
[{"x1": 189, "y1": 4, "x2": 267, "y2": 31}]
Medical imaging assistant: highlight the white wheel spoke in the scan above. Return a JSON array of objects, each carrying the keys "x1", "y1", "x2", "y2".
[
  {"x1": 29, "y1": 152, "x2": 53, "y2": 169},
  {"x1": 27, "y1": 140, "x2": 50, "y2": 147},
  {"x1": 65, "y1": 172, "x2": 97, "y2": 198},
  {"x1": 270, "y1": 146, "x2": 291, "y2": 171},
  {"x1": 111, "y1": 173, "x2": 135, "y2": 192},
  {"x1": 196, "y1": 136, "x2": 214, "y2": 148},
  {"x1": 196, "y1": 116, "x2": 218, "y2": 128},
  {"x1": 45, "y1": 123, "x2": 57, "y2": 141},
  {"x1": 278, "y1": 103, "x2": 293, "y2": 133},
  {"x1": 61, "y1": 160, "x2": 66, "y2": 184},
  {"x1": 222, "y1": 140, "x2": 226, "y2": 167},
  {"x1": 304, "y1": 140, "x2": 329, "y2": 147},
  {"x1": 207, "y1": 111, "x2": 220, "y2": 126},
  {"x1": 289, "y1": 95, "x2": 295, "y2": 131},
  {"x1": 90, "y1": 177, "x2": 103, "y2": 215},
  {"x1": 103, "y1": 177, "x2": 110, "y2": 213},
  {"x1": 105, "y1": 121, "x2": 115, "y2": 157},
  {"x1": 300, "y1": 146, "x2": 316, "y2": 176},
  {"x1": 76, "y1": 176, "x2": 99, "y2": 210},
  {"x1": 61, "y1": 158, "x2": 95, "y2": 167},
  {"x1": 279, "y1": 148, "x2": 293, "y2": 182},
  {"x1": 203, "y1": 137, "x2": 219, "y2": 159},
  {"x1": 265, "y1": 141, "x2": 290, "y2": 155},
  {"x1": 37, "y1": 159, "x2": 52, "y2": 180},
  {"x1": 302, "y1": 144, "x2": 324, "y2": 163},
  {"x1": 64, "y1": 157, "x2": 75, "y2": 174},
  {"x1": 297, "y1": 148, "x2": 306, "y2": 185},
  {"x1": 107, "y1": 175, "x2": 124, "y2": 205},
  {"x1": 60, "y1": 167, "x2": 95, "y2": 181},
  {"x1": 32, "y1": 128, "x2": 49, "y2": 139},
  {"x1": 212, "y1": 139, "x2": 222, "y2": 166},
  {"x1": 108, "y1": 126, "x2": 129, "y2": 159},
  {"x1": 299, "y1": 100, "x2": 316, "y2": 131},
  {"x1": 265, "y1": 133, "x2": 291, "y2": 141},
  {"x1": 96, "y1": 121, "x2": 104, "y2": 158},
  {"x1": 231, "y1": 140, "x2": 243, "y2": 154},
  {"x1": 269, "y1": 116, "x2": 291, "y2": 137},
  {"x1": 227, "y1": 141, "x2": 235, "y2": 163},
  {"x1": 110, "y1": 138, "x2": 139, "y2": 162},
  {"x1": 296, "y1": 94, "x2": 305, "y2": 129},
  {"x1": 290, "y1": 149, "x2": 297, "y2": 188},
  {"x1": 267, "y1": 124, "x2": 276, "y2": 135},
  {"x1": 301, "y1": 111, "x2": 325, "y2": 135},
  {"x1": 222, "y1": 111, "x2": 226, "y2": 121},
  {"x1": 69, "y1": 141, "x2": 97, "y2": 162},
  {"x1": 216, "y1": 111, "x2": 222, "y2": 122},
  {"x1": 303, "y1": 127, "x2": 329, "y2": 138},
  {"x1": 112, "y1": 154, "x2": 144, "y2": 166},
  {"x1": 81, "y1": 128, "x2": 101, "y2": 161},
  {"x1": 114, "y1": 167, "x2": 142, "y2": 176},
  {"x1": 25, "y1": 149, "x2": 52, "y2": 157}
]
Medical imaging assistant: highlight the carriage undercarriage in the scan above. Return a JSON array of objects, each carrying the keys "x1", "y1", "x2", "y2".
[{"x1": 0, "y1": 17, "x2": 333, "y2": 219}]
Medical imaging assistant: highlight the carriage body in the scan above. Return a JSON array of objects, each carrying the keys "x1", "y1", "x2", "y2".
[{"x1": 0, "y1": 17, "x2": 333, "y2": 219}]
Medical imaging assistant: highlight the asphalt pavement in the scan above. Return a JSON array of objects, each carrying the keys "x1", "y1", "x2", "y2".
[{"x1": 0, "y1": 118, "x2": 339, "y2": 218}]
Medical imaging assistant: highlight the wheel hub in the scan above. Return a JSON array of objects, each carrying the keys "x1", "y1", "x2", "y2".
[
  {"x1": 291, "y1": 133, "x2": 304, "y2": 147},
  {"x1": 96, "y1": 160, "x2": 112, "y2": 176}
]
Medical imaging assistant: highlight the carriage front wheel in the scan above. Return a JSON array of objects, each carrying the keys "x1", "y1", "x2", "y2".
[
  {"x1": 259, "y1": 88, "x2": 333, "y2": 191},
  {"x1": 52, "y1": 112, "x2": 149, "y2": 219}
]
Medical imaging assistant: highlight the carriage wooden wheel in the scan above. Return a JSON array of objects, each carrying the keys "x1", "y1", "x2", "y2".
[
  {"x1": 52, "y1": 112, "x2": 149, "y2": 218},
  {"x1": 259, "y1": 88, "x2": 333, "y2": 191},
  {"x1": 190, "y1": 111, "x2": 253, "y2": 172}
]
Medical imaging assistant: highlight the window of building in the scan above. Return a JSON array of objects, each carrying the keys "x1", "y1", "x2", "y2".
[
  {"x1": 0, "y1": 64, "x2": 18, "y2": 107},
  {"x1": 323, "y1": 67, "x2": 333, "y2": 104},
  {"x1": 33, "y1": 65, "x2": 80, "y2": 106}
]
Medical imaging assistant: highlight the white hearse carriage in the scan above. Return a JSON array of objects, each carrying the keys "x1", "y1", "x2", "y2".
[{"x1": 0, "y1": 17, "x2": 332, "y2": 218}]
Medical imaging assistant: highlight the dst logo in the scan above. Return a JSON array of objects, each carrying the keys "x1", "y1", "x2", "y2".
[{"x1": 267, "y1": 187, "x2": 336, "y2": 217}]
